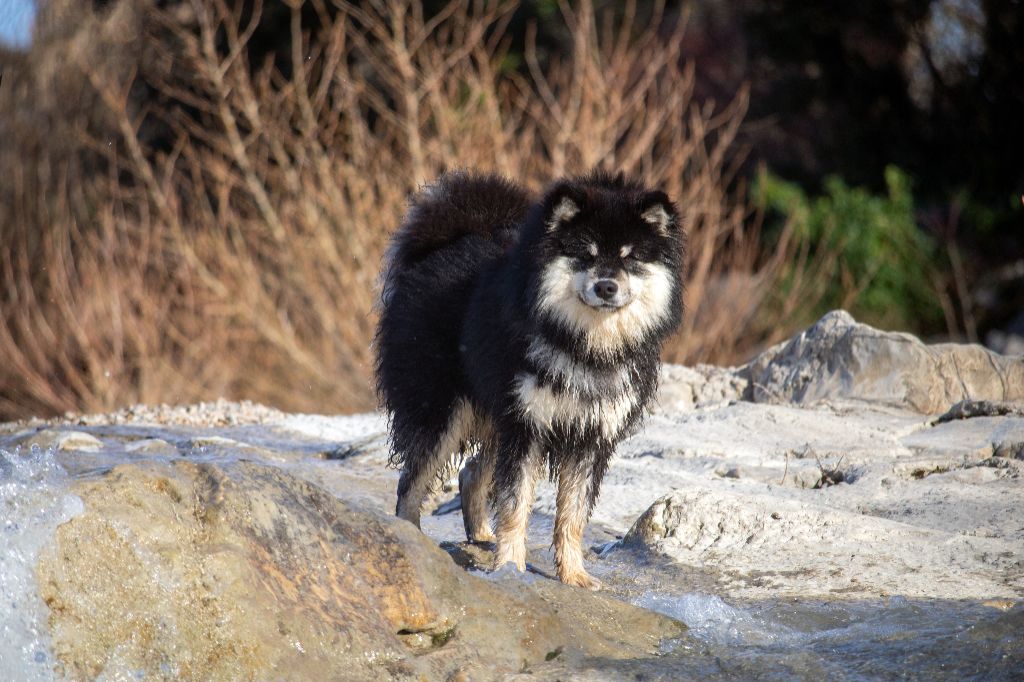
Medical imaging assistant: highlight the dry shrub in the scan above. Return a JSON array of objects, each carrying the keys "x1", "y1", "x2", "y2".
[{"x1": 0, "y1": 0, "x2": 826, "y2": 421}]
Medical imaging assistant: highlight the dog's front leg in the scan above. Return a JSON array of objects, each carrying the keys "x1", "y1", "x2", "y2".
[
  {"x1": 493, "y1": 438, "x2": 542, "y2": 572},
  {"x1": 553, "y1": 454, "x2": 604, "y2": 590}
]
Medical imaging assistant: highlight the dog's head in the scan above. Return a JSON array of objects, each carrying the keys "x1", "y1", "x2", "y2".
[{"x1": 532, "y1": 173, "x2": 683, "y2": 354}]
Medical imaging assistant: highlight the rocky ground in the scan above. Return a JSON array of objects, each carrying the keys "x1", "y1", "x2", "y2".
[{"x1": 2, "y1": 311, "x2": 1023, "y2": 680}]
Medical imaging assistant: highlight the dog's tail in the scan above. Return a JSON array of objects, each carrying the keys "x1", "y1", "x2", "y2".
[{"x1": 379, "y1": 171, "x2": 531, "y2": 305}]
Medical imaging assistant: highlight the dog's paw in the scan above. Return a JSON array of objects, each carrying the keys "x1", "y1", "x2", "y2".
[
  {"x1": 491, "y1": 558, "x2": 527, "y2": 574},
  {"x1": 469, "y1": 530, "x2": 496, "y2": 544},
  {"x1": 560, "y1": 570, "x2": 603, "y2": 591},
  {"x1": 491, "y1": 547, "x2": 527, "y2": 573}
]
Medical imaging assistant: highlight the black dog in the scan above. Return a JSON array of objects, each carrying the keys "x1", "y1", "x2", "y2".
[{"x1": 375, "y1": 170, "x2": 683, "y2": 588}]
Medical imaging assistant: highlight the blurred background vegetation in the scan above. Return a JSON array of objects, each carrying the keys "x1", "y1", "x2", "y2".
[{"x1": 0, "y1": 0, "x2": 1020, "y2": 420}]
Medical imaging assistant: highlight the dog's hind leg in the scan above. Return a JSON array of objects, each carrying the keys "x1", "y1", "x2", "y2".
[
  {"x1": 395, "y1": 400, "x2": 476, "y2": 528},
  {"x1": 553, "y1": 452, "x2": 608, "y2": 590},
  {"x1": 459, "y1": 445, "x2": 495, "y2": 543},
  {"x1": 395, "y1": 458, "x2": 440, "y2": 528},
  {"x1": 493, "y1": 437, "x2": 543, "y2": 572}
]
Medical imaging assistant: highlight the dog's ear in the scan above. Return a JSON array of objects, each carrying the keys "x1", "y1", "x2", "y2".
[
  {"x1": 543, "y1": 183, "x2": 585, "y2": 232},
  {"x1": 638, "y1": 190, "x2": 677, "y2": 236}
]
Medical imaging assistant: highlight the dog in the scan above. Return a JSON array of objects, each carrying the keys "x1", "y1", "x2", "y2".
[{"x1": 375, "y1": 170, "x2": 683, "y2": 589}]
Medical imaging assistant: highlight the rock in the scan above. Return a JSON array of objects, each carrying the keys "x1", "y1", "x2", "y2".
[
  {"x1": 184, "y1": 435, "x2": 245, "y2": 448},
  {"x1": 902, "y1": 413, "x2": 1024, "y2": 461},
  {"x1": 181, "y1": 435, "x2": 291, "y2": 463},
  {"x1": 66, "y1": 399, "x2": 286, "y2": 428},
  {"x1": 21, "y1": 429, "x2": 103, "y2": 452},
  {"x1": 36, "y1": 460, "x2": 684, "y2": 680},
  {"x1": 614, "y1": 487, "x2": 1021, "y2": 600},
  {"x1": 655, "y1": 364, "x2": 747, "y2": 413},
  {"x1": 742, "y1": 310, "x2": 1024, "y2": 413},
  {"x1": 932, "y1": 399, "x2": 1024, "y2": 423},
  {"x1": 124, "y1": 438, "x2": 177, "y2": 455},
  {"x1": 5, "y1": 310, "x2": 1024, "y2": 677}
]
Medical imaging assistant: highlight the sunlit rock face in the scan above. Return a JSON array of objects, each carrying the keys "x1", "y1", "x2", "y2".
[
  {"x1": 35, "y1": 460, "x2": 682, "y2": 680},
  {"x1": 743, "y1": 310, "x2": 1024, "y2": 412}
]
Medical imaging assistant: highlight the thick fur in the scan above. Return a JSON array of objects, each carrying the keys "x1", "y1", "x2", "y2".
[{"x1": 376, "y1": 170, "x2": 684, "y2": 588}]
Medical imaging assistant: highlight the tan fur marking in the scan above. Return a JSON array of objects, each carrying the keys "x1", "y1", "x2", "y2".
[
  {"x1": 493, "y1": 445, "x2": 542, "y2": 571},
  {"x1": 641, "y1": 204, "x2": 672, "y2": 235},
  {"x1": 546, "y1": 197, "x2": 579, "y2": 232},
  {"x1": 395, "y1": 399, "x2": 477, "y2": 527},
  {"x1": 554, "y1": 461, "x2": 601, "y2": 590}
]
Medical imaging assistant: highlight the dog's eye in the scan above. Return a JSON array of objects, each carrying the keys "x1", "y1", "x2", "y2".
[
  {"x1": 628, "y1": 246, "x2": 652, "y2": 263},
  {"x1": 565, "y1": 244, "x2": 595, "y2": 264}
]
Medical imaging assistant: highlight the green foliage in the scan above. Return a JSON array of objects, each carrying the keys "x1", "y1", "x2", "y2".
[{"x1": 754, "y1": 166, "x2": 942, "y2": 332}]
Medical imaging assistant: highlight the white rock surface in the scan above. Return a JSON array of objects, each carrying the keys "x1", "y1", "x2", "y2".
[
  {"x1": 619, "y1": 486, "x2": 1018, "y2": 600},
  {"x1": 588, "y1": 311, "x2": 1024, "y2": 600}
]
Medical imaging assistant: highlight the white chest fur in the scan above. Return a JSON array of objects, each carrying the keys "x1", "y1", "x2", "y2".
[{"x1": 513, "y1": 371, "x2": 637, "y2": 441}]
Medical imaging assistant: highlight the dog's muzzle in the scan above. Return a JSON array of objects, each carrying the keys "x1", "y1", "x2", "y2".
[{"x1": 579, "y1": 275, "x2": 631, "y2": 310}]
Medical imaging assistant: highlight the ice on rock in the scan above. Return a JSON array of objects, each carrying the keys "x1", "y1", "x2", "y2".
[
  {"x1": 1, "y1": 446, "x2": 84, "y2": 682},
  {"x1": 634, "y1": 591, "x2": 795, "y2": 647}
]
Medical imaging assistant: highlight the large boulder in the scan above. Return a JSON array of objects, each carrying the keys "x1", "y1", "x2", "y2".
[
  {"x1": 36, "y1": 460, "x2": 684, "y2": 680},
  {"x1": 742, "y1": 310, "x2": 1024, "y2": 413}
]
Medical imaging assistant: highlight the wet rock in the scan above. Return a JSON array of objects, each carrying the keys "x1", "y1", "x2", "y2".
[
  {"x1": 36, "y1": 460, "x2": 683, "y2": 680},
  {"x1": 124, "y1": 438, "x2": 177, "y2": 455},
  {"x1": 743, "y1": 310, "x2": 1024, "y2": 413},
  {"x1": 182, "y1": 435, "x2": 289, "y2": 462},
  {"x1": 21, "y1": 429, "x2": 103, "y2": 452},
  {"x1": 321, "y1": 434, "x2": 388, "y2": 461}
]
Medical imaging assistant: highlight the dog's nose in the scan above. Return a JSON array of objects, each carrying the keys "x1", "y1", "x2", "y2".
[{"x1": 594, "y1": 279, "x2": 619, "y2": 301}]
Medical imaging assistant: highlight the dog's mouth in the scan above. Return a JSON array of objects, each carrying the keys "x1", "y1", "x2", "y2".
[{"x1": 578, "y1": 294, "x2": 630, "y2": 311}]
